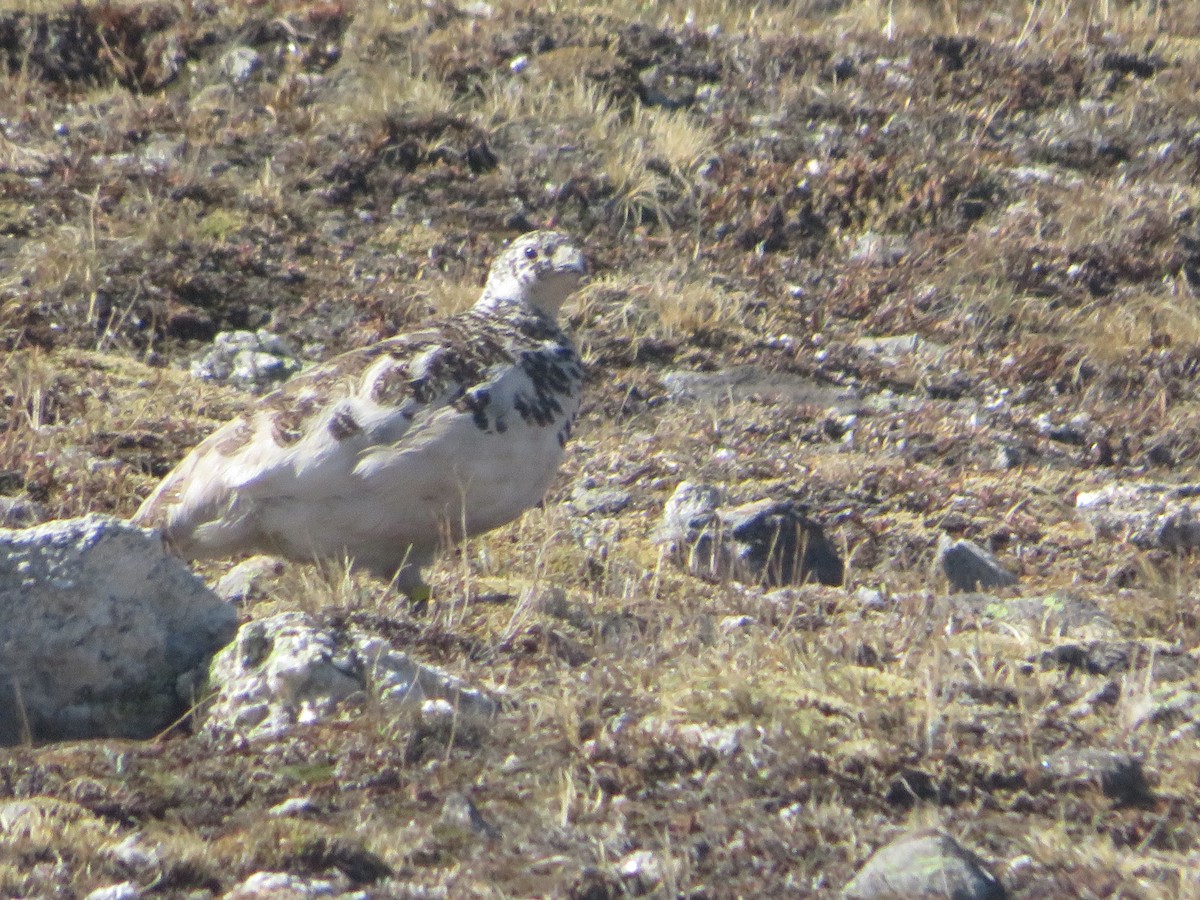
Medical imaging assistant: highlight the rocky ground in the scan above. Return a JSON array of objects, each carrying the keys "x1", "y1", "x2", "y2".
[{"x1": 3, "y1": 0, "x2": 1200, "y2": 896}]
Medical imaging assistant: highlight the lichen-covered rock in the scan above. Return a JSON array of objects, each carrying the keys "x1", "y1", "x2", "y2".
[
  {"x1": 202, "y1": 611, "x2": 497, "y2": 738},
  {"x1": 1076, "y1": 482, "x2": 1200, "y2": 551},
  {"x1": 0, "y1": 515, "x2": 237, "y2": 745},
  {"x1": 189, "y1": 329, "x2": 302, "y2": 391},
  {"x1": 842, "y1": 829, "x2": 1006, "y2": 899},
  {"x1": 655, "y1": 481, "x2": 843, "y2": 587},
  {"x1": 1038, "y1": 748, "x2": 1153, "y2": 805}
]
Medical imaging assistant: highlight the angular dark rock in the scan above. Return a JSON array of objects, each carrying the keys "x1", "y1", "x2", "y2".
[
  {"x1": 937, "y1": 535, "x2": 1018, "y2": 592},
  {"x1": 656, "y1": 482, "x2": 843, "y2": 587}
]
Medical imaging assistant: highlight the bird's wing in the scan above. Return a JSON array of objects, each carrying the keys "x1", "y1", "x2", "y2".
[{"x1": 133, "y1": 320, "x2": 512, "y2": 548}]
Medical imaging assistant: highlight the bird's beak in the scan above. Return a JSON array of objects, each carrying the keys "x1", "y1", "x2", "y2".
[{"x1": 555, "y1": 245, "x2": 587, "y2": 277}]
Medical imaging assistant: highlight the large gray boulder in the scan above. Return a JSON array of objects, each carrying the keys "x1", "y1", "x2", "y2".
[
  {"x1": 842, "y1": 829, "x2": 1006, "y2": 899},
  {"x1": 655, "y1": 482, "x2": 844, "y2": 587},
  {"x1": 0, "y1": 515, "x2": 237, "y2": 744}
]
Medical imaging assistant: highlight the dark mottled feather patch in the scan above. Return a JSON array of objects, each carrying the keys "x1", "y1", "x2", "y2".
[
  {"x1": 329, "y1": 408, "x2": 363, "y2": 441},
  {"x1": 371, "y1": 361, "x2": 411, "y2": 406},
  {"x1": 271, "y1": 395, "x2": 322, "y2": 446}
]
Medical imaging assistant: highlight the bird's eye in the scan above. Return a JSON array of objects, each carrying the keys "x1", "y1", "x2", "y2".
[{"x1": 524, "y1": 246, "x2": 538, "y2": 259}]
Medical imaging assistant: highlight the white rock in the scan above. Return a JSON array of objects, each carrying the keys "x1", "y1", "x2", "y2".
[
  {"x1": 102, "y1": 833, "x2": 162, "y2": 873},
  {"x1": 85, "y1": 884, "x2": 142, "y2": 900},
  {"x1": 268, "y1": 796, "x2": 317, "y2": 817},
  {"x1": 0, "y1": 515, "x2": 236, "y2": 744},
  {"x1": 222, "y1": 871, "x2": 343, "y2": 898}
]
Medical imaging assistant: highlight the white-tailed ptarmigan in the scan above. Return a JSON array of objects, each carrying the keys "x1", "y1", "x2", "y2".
[{"x1": 134, "y1": 230, "x2": 587, "y2": 604}]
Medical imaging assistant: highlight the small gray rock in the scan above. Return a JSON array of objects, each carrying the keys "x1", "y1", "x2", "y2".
[
  {"x1": 138, "y1": 136, "x2": 185, "y2": 174},
  {"x1": 638, "y1": 65, "x2": 696, "y2": 109},
  {"x1": 269, "y1": 796, "x2": 318, "y2": 818},
  {"x1": 618, "y1": 848, "x2": 676, "y2": 893},
  {"x1": 937, "y1": 535, "x2": 1018, "y2": 592},
  {"x1": 656, "y1": 482, "x2": 843, "y2": 587},
  {"x1": 102, "y1": 833, "x2": 162, "y2": 873},
  {"x1": 852, "y1": 332, "x2": 930, "y2": 359},
  {"x1": 719, "y1": 614, "x2": 755, "y2": 632},
  {"x1": 659, "y1": 480, "x2": 723, "y2": 526},
  {"x1": 220, "y1": 46, "x2": 262, "y2": 85},
  {"x1": 190, "y1": 329, "x2": 302, "y2": 391},
  {"x1": 994, "y1": 445, "x2": 1023, "y2": 470},
  {"x1": 0, "y1": 495, "x2": 45, "y2": 527},
  {"x1": 0, "y1": 515, "x2": 236, "y2": 745},
  {"x1": 213, "y1": 555, "x2": 285, "y2": 605},
  {"x1": 842, "y1": 829, "x2": 1006, "y2": 899},
  {"x1": 569, "y1": 483, "x2": 632, "y2": 516},
  {"x1": 852, "y1": 586, "x2": 888, "y2": 612}
]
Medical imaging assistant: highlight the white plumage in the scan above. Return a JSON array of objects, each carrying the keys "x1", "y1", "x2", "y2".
[{"x1": 134, "y1": 230, "x2": 587, "y2": 601}]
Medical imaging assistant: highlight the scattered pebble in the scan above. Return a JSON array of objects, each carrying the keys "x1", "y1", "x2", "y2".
[
  {"x1": 269, "y1": 796, "x2": 318, "y2": 818},
  {"x1": 84, "y1": 884, "x2": 142, "y2": 900},
  {"x1": 220, "y1": 46, "x2": 262, "y2": 85},
  {"x1": 439, "y1": 793, "x2": 501, "y2": 841}
]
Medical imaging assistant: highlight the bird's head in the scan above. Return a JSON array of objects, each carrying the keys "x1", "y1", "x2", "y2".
[{"x1": 476, "y1": 230, "x2": 587, "y2": 319}]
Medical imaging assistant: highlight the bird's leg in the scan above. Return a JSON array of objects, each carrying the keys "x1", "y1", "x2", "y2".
[
  {"x1": 404, "y1": 580, "x2": 432, "y2": 616},
  {"x1": 386, "y1": 561, "x2": 432, "y2": 616}
]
